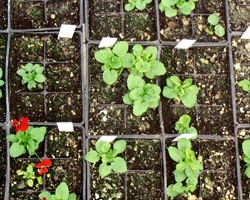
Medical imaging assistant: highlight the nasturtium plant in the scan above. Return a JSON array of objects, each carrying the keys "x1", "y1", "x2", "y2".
[
  {"x1": 17, "y1": 63, "x2": 46, "y2": 90},
  {"x1": 39, "y1": 182, "x2": 76, "y2": 200},
  {"x1": 159, "y1": 0, "x2": 199, "y2": 18},
  {"x1": 95, "y1": 41, "x2": 134, "y2": 85},
  {"x1": 206, "y1": 13, "x2": 225, "y2": 37},
  {"x1": 167, "y1": 138, "x2": 203, "y2": 197},
  {"x1": 175, "y1": 115, "x2": 198, "y2": 139},
  {"x1": 130, "y1": 44, "x2": 166, "y2": 79},
  {"x1": 85, "y1": 140, "x2": 127, "y2": 177},
  {"x1": 163, "y1": 76, "x2": 199, "y2": 108},
  {"x1": 237, "y1": 79, "x2": 250, "y2": 92},
  {"x1": 7, "y1": 126, "x2": 46, "y2": 158},
  {"x1": 125, "y1": 0, "x2": 152, "y2": 11},
  {"x1": 123, "y1": 74, "x2": 161, "y2": 116},
  {"x1": 0, "y1": 68, "x2": 5, "y2": 98},
  {"x1": 17, "y1": 165, "x2": 43, "y2": 187}
]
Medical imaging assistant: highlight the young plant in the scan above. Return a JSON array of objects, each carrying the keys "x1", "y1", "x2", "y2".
[
  {"x1": 206, "y1": 13, "x2": 225, "y2": 37},
  {"x1": 7, "y1": 126, "x2": 47, "y2": 158},
  {"x1": 16, "y1": 165, "x2": 43, "y2": 187},
  {"x1": 159, "y1": 0, "x2": 199, "y2": 18},
  {"x1": 130, "y1": 44, "x2": 166, "y2": 79},
  {"x1": 167, "y1": 138, "x2": 203, "y2": 197},
  {"x1": 163, "y1": 76, "x2": 199, "y2": 108},
  {"x1": 17, "y1": 63, "x2": 46, "y2": 90},
  {"x1": 39, "y1": 182, "x2": 76, "y2": 200},
  {"x1": 125, "y1": 0, "x2": 152, "y2": 11},
  {"x1": 123, "y1": 74, "x2": 161, "y2": 116},
  {"x1": 242, "y1": 140, "x2": 250, "y2": 198},
  {"x1": 175, "y1": 115, "x2": 198, "y2": 139},
  {"x1": 237, "y1": 79, "x2": 250, "y2": 92},
  {"x1": 0, "y1": 68, "x2": 5, "y2": 98},
  {"x1": 85, "y1": 140, "x2": 127, "y2": 177},
  {"x1": 94, "y1": 41, "x2": 134, "y2": 85}
]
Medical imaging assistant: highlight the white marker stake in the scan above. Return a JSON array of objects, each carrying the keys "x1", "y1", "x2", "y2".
[
  {"x1": 58, "y1": 24, "x2": 76, "y2": 39},
  {"x1": 241, "y1": 25, "x2": 250, "y2": 39},
  {"x1": 175, "y1": 39, "x2": 196, "y2": 49},
  {"x1": 172, "y1": 134, "x2": 197, "y2": 142},
  {"x1": 99, "y1": 37, "x2": 117, "y2": 48},
  {"x1": 57, "y1": 122, "x2": 74, "y2": 132},
  {"x1": 98, "y1": 136, "x2": 117, "y2": 143}
]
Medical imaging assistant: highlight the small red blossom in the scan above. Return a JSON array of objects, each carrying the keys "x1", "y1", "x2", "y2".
[
  {"x1": 35, "y1": 159, "x2": 51, "y2": 175},
  {"x1": 12, "y1": 116, "x2": 29, "y2": 133},
  {"x1": 43, "y1": 198, "x2": 46, "y2": 200}
]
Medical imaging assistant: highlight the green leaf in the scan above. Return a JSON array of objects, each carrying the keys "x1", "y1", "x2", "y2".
[
  {"x1": 113, "y1": 42, "x2": 128, "y2": 57},
  {"x1": 144, "y1": 46, "x2": 158, "y2": 60},
  {"x1": 245, "y1": 167, "x2": 250, "y2": 178},
  {"x1": 215, "y1": 25, "x2": 225, "y2": 37},
  {"x1": 56, "y1": 182, "x2": 69, "y2": 200},
  {"x1": 85, "y1": 150, "x2": 100, "y2": 163},
  {"x1": 176, "y1": 161, "x2": 188, "y2": 171},
  {"x1": 127, "y1": 74, "x2": 145, "y2": 90},
  {"x1": 35, "y1": 74, "x2": 46, "y2": 83},
  {"x1": 95, "y1": 49, "x2": 113, "y2": 63},
  {"x1": 238, "y1": 79, "x2": 250, "y2": 92},
  {"x1": 99, "y1": 163, "x2": 112, "y2": 177},
  {"x1": 113, "y1": 140, "x2": 126, "y2": 153},
  {"x1": 10, "y1": 143, "x2": 26, "y2": 158},
  {"x1": 129, "y1": 88, "x2": 144, "y2": 100},
  {"x1": 7, "y1": 134, "x2": 18, "y2": 143},
  {"x1": 163, "y1": 86, "x2": 177, "y2": 99},
  {"x1": 133, "y1": 100, "x2": 148, "y2": 116},
  {"x1": 30, "y1": 127, "x2": 46, "y2": 143},
  {"x1": 135, "y1": 60, "x2": 150, "y2": 73},
  {"x1": 122, "y1": 53, "x2": 134, "y2": 68},
  {"x1": 164, "y1": 6, "x2": 177, "y2": 18},
  {"x1": 101, "y1": 143, "x2": 111, "y2": 152},
  {"x1": 185, "y1": 167, "x2": 200, "y2": 179},
  {"x1": 186, "y1": 177, "x2": 198, "y2": 185},
  {"x1": 168, "y1": 146, "x2": 185, "y2": 162},
  {"x1": 68, "y1": 193, "x2": 77, "y2": 200},
  {"x1": 174, "y1": 169, "x2": 187, "y2": 182},
  {"x1": 37, "y1": 176, "x2": 43, "y2": 185},
  {"x1": 39, "y1": 192, "x2": 52, "y2": 200},
  {"x1": 0, "y1": 80, "x2": 4, "y2": 87},
  {"x1": 136, "y1": 0, "x2": 146, "y2": 10},
  {"x1": 173, "y1": 182, "x2": 185, "y2": 193},
  {"x1": 111, "y1": 157, "x2": 127, "y2": 173},
  {"x1": 103, "y1": 70, "x2": 118, "y2": 85},
  {"x1": 35, "y1": 65, "x2": 44, "y2": 74},
  {"x1": 123, "y1": 93, "x2": 133, "y2": 105},
  {"x1": 132, "y1": 44, "x2": 144, "y2": 57},
  {"x1": 125, "y1": 3, "x2": 135, "y2": 11},
  {"x1": 146, "y1": 60, "x2": 166, "y2": 79},
  {"x1": 167, "y1": 184, "x2": 179, "y2": 197},
  {"x1": 177, "y1": 138, "x2": 191, "y2": 151},
  {"x1": 17, "y1": 68, "x2": 26, "y2": 77},
  {"x1": 179, "y1": 115, "x2": 191, "y2": 126},
  {"x1": 243, "y1": 140, "x2": 250, "y2": 158},
  {"x1": 95, "y1": 140, "x2": 106, "y2": 152},
  {"x1": 181, "y1": 85, "x2": 199, "y2": 107},
  {"x1": 0, "y1": 68, "x2": 2, "y2": 78},
  {"x1": 179, "y1": 1, "x2": 194, "y2": 15},
  {"x1": 27, "y1": 179, "x2": 33, "y2": 187},
  {"x1": 207, "y1": 13, "x2": 220, "y2": 26},
  {"x1": 244, "y1": 156, "x2": 250, "y2": 164}
]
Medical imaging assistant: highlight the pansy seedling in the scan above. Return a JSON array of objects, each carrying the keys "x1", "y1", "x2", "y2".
[
  {"x1": 237, "y1": 79, "x2": 250, "y2": 92},
  {"x1": 17, "y1": 165, "x2": 43, "y2": 187},
  {"x1": 206, "y1": 13, "x2": 225, "y2": 37},
  {"x1": 175, "y1": 115, "x2": 198, "y2": 139}
]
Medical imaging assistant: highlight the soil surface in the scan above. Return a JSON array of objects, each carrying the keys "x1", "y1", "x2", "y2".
[{"x1": 0, "y1": 0, "x2": 8, "y2": 30}]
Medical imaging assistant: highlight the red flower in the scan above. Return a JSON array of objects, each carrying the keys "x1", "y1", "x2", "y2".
[
  {"x1": 43, "y1": 198, "x2": 46, "y2": 200},
  {"x1": 12, "y1": 116, "x2": 29, "y2": 133},
  {"x1": 35, "y1": 159, "x2": 51, "y2": 175}
]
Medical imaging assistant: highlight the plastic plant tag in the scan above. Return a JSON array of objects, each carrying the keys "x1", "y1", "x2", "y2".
[
  {"x1": 57, "y1": 122, "x2": 74, "y2": 132},
  {"x1": 98, "y1": 136, "x2": 117, "y2": 143},
  {"x1": 98, "y1": 37, "x2": 117, "y2": 48},
  {"x1": 172, "y1": 134, "x2": 197, "y2": 142},
  {"x1": 175, "y1": 39, "x2": 196, "y2": 49},
  {"x1": 241, "y1": 25, "x2": 250, "y2": 39},
  {"x1": 58, "y1": 24, "x2": 76, "y2": 39}
]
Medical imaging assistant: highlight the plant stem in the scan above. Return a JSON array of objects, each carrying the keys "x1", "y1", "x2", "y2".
[{"x1": 34, "y1": 152, "x2": 42, "y2": 162}]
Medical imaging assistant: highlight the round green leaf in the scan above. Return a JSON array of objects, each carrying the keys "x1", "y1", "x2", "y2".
[
  {"x1": 99, "y1": 163, "x2": 112, "y2": 177},
  {"x1": 207, "y1": 13, "x2": 220, "y2": 26},
  {"x1": 103, "y1": 70, "x2": 118, "y2": 85},
  {"x1": 164, "y1": 6, "x2": 177, "y2": 18},
  {"x1": 101, "y1": 142, "x2": 111, "y2": 152},
  {"x1": 111, "y1": 157, "x2": 127, "y2": 173},
  {"x1": 85, "y1": 150, "x2": 100, "y2": 163},
  {"x1": 168, "y1": 146, "x2": 185, "y2": 162},
  {"x1": 113, "y1": 42, "x2": 128, "y2": 57},
  {"x1": 125, "y1": 3, "x2": 135, "y2": 11},
  {"x1": 56, "y1": 182, "x2": 69, "y2": 200},
  {"x1": 113, "y1": 140, "x2": 127, "y2": 153},
  {"x1": 133, "y1": 100, "x2": 148, "y2": 116},
  {"x1": 177, "y1": 138, "x2": 191, "y2": 151},
  {"x1": 214, "y1": 25, "x2": 225, "y2": 37},
  {"x1": 135, "y1": 60, "x2": 150, "y2": 73},
  {"x1": 10, "y1": 143, "x2": 26, "y2": 158},
  {"x1": 243, "y1": 140, "x2": 250, "y2": 158},
  {"x1": 245, "y1": 167, "x2": 250, "y2": 178},
  {"x1": 123, "y1": 93, "x2": 133, "y2": 105},
  {"x1": 35, "y1": 74, "x2": 46, "y2": 83}
]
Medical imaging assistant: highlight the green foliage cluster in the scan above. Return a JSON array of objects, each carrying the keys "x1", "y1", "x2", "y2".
[
  {"x1": 39, "y1": 182, "x2": 76, "y2": 200},
  {"x1": 163, "y1": 76, "x2": 199, "y2": 108},
  {"x1": 123, "y1": 74, "x2": 161, "y2": 116},
  {"x1": 85, "y1": 140, "x2": 127, "y2": 177},
  {"x1": 16, "y1": 165, "x2": 43, "y2": 187},
  {"x1": 125, "y1": 0, "x2": 152, "y2": 11},
  {"x1": 206, "y1": 13, "x2": 225, "y2": 37},
  {"x1": 0, "y1": 68, "x2": 4, "y2": 98},
  {"x1": 175, "y1": 115, "x2": 198, "y2": 139},
  {"x1": 167, "y1": 138, "x2": 203, "y2": 197},
  {"x1": 17, "y1": 63, "x2": 46, "y2": 90},
  {"x1": 242, "y1": 140, "x2": 250, "y2": 198},
  {"x1": 237, "y1": 79, "x2": 250, "y2": 92},
  {"x1": 7, "y1": 126, "x2": 46, "y2": 158},
  {"x1": 159, "y1": 0, "x2": 199, "y2": 18}
]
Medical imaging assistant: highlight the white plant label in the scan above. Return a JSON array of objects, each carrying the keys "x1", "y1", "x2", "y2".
[
  {"x1": 99, "y1": 37, "x2": 117, "y2": 48},
  {"x1": 57, "y1": 122, "x2": 74, "y2": 132},
  {"x1": 98, "y1": 136, "x2": 117, "y2": 143},
  {"x1": 172, "y1": 134, "x2": 196, "y2": 142},
  {"x1": 58, "y1": 24, "x2": 76, "y2": 39},
  {"x1": 241, "y1": 25, "x2": 250, "y2": 39},
  {"x1": 175, "y1": 39, "x2": 196, "y2": 49}
]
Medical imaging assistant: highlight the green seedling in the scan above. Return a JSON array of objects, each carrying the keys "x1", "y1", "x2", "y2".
[
  {"x1": 17, "y1": 165, "x2": 43, "y2": 187},
  {"x1": 206, "y1": 13, "x2": 225, "y2": 37},
  {"x1": 17, "y1": 63, "x2": 46, "y2": 90},
  {"x1": 175, "y1": 115, "x2": 198, "y2": 139},
  {"x1": 85, "y1": 140, "x2": 127, "y2": 177},
  {"x1": 167, "y1": 138, "x2": 203, "y2": 197},
  {"x1": 125, "y1": 0, "x2": 152, "y2": 11},
  {"x1": 163, "y1": 76, "x2": 199, "y2": 108},
  {"x1": 0, "y1": 68, "x2": 5, "y2": 98},
  {"x1": 123, "y1": 74, "x2": 161, "y2": 116},
  {"x1": 159, "y1": 0, "x2": 199, "y2": 18},
  {"x1": 237, "y1": 79, "x2": 250, "y2": 92},
  {"x1": 242, "y1": 140, "x2": 250, "y2": 198}
]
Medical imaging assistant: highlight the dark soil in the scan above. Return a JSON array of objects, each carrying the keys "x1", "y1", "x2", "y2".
[
  {"x1": 0, "y1": 0, "x2": 8, "y2": 30},
  {"x1": 160, "y1": 46, "x2": 234, "y2": 136},
  {"x1": 232, "y1": 36, "x2": 250, "y2": 124},
  {"x1": 9, "y1": 33, "x2": 82, "y2": 122},
  {"x1": 229, "y1": 0, "x2": 250, "y2": 31},
  {"x1": 89, "y1": 139, "x2": 163, "y2": 199},
  {"x1": 11, "y1": 0, "x2": 80, "y2": 29},
  {"x1": 0, "y1": 127, "x2": 6, "y2": 199},
  {"x1": 159, "y1": 0, "x2": 226, "y2": 42},
  {"x1": 88, "y1": 0, "x2": 157, "y2": 41}
]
